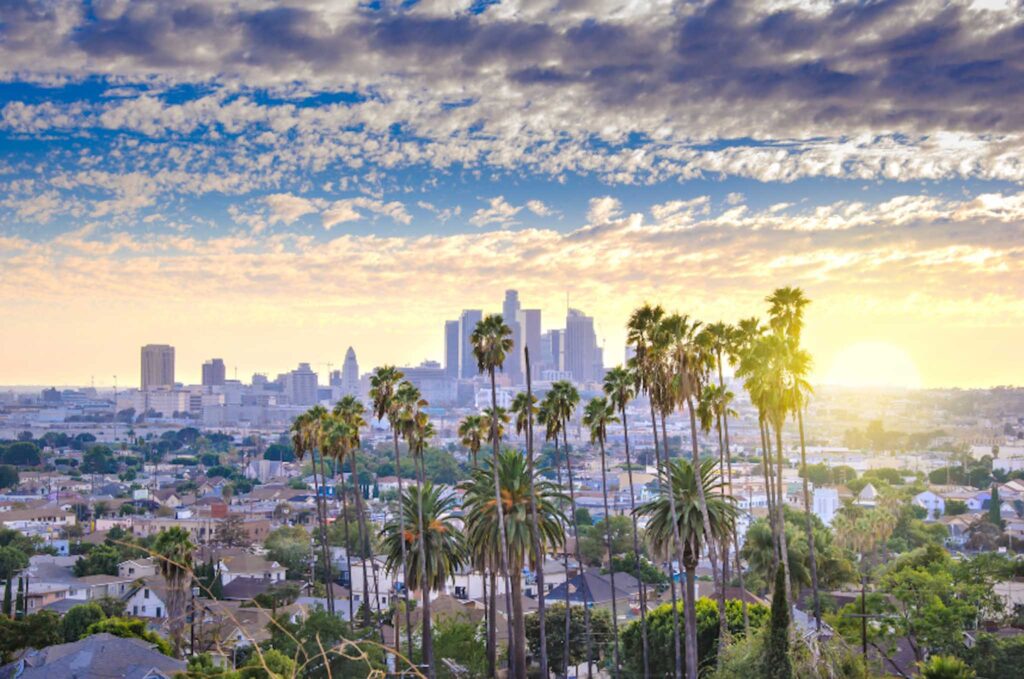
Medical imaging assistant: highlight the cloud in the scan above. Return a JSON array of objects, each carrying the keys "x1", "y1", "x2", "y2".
[
  {"x1": 587, "y1": 196, "x2": 622, "y2": 225},
  {"x1": 526, "y1": 199, "x2": 553, "y2": 217},
  {"x1": 265, "y1": 193, "x2": 319, "y2": 224},
  {"x1": 470, "y1": 196, "x2": 522, "y2": 227},
  {"x1": 322, "y1": 197, "x2": 412, "y2": 229}
]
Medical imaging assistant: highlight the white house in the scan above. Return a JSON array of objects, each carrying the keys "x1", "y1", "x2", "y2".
[
  {"x1": 218, "y1": 554, "x2": 286, "y2": 586},
  {"x1": 914, "y1": 490, "x2": 945, "y2": 520},
  {"x1": 125, "y1": 576, "x2": 170, "y2": 619},
  {"x1": 813, "y1": 488, "x2": 840, "y2": 525}
]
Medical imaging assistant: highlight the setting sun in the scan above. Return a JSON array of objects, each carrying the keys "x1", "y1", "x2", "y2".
[{"x1": 824, "y1": 341, "x2": 924, "y2": 389}]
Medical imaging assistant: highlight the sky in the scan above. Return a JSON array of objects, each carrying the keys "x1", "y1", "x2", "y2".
[{"x1": 1, "y1": 0, "x2": 1023, "y2": 389}]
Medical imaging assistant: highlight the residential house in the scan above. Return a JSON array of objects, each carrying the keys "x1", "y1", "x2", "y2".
[
  {"x1": 0, "y1": 633, "x2": 185, "y2": 679},
  {"x1": 124, "y1": 576, "x2": 170, "y2": 618},
  {"x1": 218, "y1": 553, "x2": 286, "y2": 586}
]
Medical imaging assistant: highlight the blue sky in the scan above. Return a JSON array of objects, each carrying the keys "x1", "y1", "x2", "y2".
[{"x1": 1, "y1": 0, "x2": 1023, "y2": 387}]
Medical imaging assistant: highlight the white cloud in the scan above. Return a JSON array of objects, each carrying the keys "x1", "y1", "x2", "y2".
[
  {"x1": 265, "y1": 194, "x2": 319, "y2": 224},
  {"x1": 526, "y1": 199, "x2": 553, "y2": 217},
  {"x1": 470, "y1": 196, "x2": 522, "y2": 227}
]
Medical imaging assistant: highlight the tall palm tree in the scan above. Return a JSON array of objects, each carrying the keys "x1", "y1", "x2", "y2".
[
  {"x1": 153, "y1": 527, "x2": 194, "y2": 657},
  {"x1": 583, "y1": 396, "x2": 622, "y2": 678},
  {"x1": 461, "y1": 449, "x2": 567, "y2": 679},
  {"x1": 290, "y1": 407, "x2": 335, "y2": 613},
  {"x1": 395, "y1": 380, "x2": 439, "y2": 678},
  {"x1": 333, "y1": 396, "x2": 381, "y2": 633},
  {"x1": 471, "y1": 313, "x2": 519, "y2": 678},
  {"x1": 604, "y1": 364, "x2": 650, "y2": 679},
  {"x1": 550, "y1": 379, "x2": 595, "y2": 679},
  {"x1": 767, "y1": 287, "x2": 821, "y2": 631},
  {"x1": 539, "y1": 394, "x2": 576, "y2": 679},
  {"x1": 637, "y1": 459, "x2": 738, "y2": 679},
  {"x1": 665, "y1": 314, "x2": 729, "y2": 654},
  {"x1": 369, "y1": 365, "x2": 414, "y2": 655},
  {"x1": 510, "y1": 385, "x2": 550, "y2": 679},
  {"x1": 458, "y1": 414, "x2": 485, "y2": 468},
  {"x1": 381, "y1": 480, "x2": 466, "y2": 673},
  {"x1": 320, "y1": 414, "x2": 358, "y2": 624},
  {"x1": 628, "y1": 302, "x2": 683, "y2": 679}
]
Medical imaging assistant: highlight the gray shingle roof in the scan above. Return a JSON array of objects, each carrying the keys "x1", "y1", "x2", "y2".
[{"x1": 0, "y1": 633, "x2": 185, "y2": 679}]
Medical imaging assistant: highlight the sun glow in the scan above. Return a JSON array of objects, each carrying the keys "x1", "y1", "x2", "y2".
[{"x1": 824, "y1": 341, "x2": 924, "y2": 389}]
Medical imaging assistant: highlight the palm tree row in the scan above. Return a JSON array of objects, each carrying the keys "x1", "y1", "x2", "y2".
[{"x1": 286, "y1": 292, "x2": 818, "y2": 679}]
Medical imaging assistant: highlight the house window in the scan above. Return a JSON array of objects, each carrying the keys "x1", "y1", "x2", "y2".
[
  {"x1": 133, "y1": 605, "x2": 139, "y2": 615},
  {"x1": 156, "y1": 607, "x2": 162, "y2": 617},
  {"x1": 144, "y1": 589, "x2": 150, "y2": 599},
  {"x1": 454, "y1": 586, "x2": 467, "y2": 600}
]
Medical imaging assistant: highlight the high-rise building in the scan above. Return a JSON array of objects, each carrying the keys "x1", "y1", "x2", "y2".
[
  {"x1": 565, "y1": 308, "x2": 599, "y2": 384},
  {"x1": 340, "y1": 347, "x2": 360, "y2": 396},
  {"x1": 285, "y1": 363, "x2": 319, "y2": 406},
  {"x1": 459, "y1": 309, "x2": 483, "y2": 379},
  {"x1": 541, "y1": 329, "x2": 563, "y2": 373},
  {"x1": 202, "y1": 358, "x2": 226, "y2": 386},
  {"x1": 444, "y1": 320, "x2": 460, "y2": 378},
  {"x1": 519, "y1": 308, "x2": 542, "y2": 378},
  {"x1": 141, "y1": 344, "x2": 175, "y2": 390},
  {"x1": 502, "y1": 290, "x2": 522, "y2": 384}
]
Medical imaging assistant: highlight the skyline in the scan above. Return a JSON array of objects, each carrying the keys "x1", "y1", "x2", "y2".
[{"x1": 2, "y1": 1, "x2": 1024, "y2": 389}]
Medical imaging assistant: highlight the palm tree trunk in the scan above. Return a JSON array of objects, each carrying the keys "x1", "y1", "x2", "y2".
[
  {"x1": 650, "y1": 400, "x2": 683, "y2": 679},
  {"x1": 683, "y1": 560, "x2": 699, "y2": 679},
  {"x1": 598, "y1": 437, "x2": 621, "y2": 678},
  {"x1": 414, "y1": 451, "x2": 435, "y2": 678},
  {"x1": 487, "y1": 571, "x2": 497, "y2": 678},
  {"x1": 489, "y1": 367, "x2": 517, "y2": 678},
  {"x1": 352, "y1": 454, "x2": 381, "y2": 635},
  {"x1": 759, "y1": 418, "x2": 779, "y2": 573},
  {"x1": 562, "y1": 425, "x2": 593, "y2": 679},
  {"x1": 621, "y1": 405, "x2": 650, "y2": 679},
  {"x1": 523, "y1": 349, "x2": 548, "y2": 679},
  {"x1": 798, "y1": 408, "x2": 821, "y2": 630},
  {"x1": 774, "y1": 423, "x2": 793, "y2": 607},
  {"x1": 338, "y1": 464, "x2": 356, "y2": 624},
  {"x1": 661, "y1": 410, "x2": 688, "y2": 679},
  {"x1": 511, "y1": 570, "x2": 528, "y2": 679},
  {"x1": 685, "y1": 396, "x2": 728, "y2": 667},
  {"x1": 317, "y1": 453, "x2": 337, "y2": 613},
  {"x1": 554, "y1": 437, "x2": 572, "y2": 679},
  {"x1": 309, "y1": 451, "x2": 334, "y2": 616},
  {"x1": 392, "y1": 428, "x2": 414, "y2": 659},
  {"x1": 717, "y1": 362, "x2": 749, "y2": 634}
]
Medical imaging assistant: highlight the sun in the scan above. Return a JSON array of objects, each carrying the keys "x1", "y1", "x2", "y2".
[{"x1": 824, "y1": 341, "x2": 924, "y2": 389}]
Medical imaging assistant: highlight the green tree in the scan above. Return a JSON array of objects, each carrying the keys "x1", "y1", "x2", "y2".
[
  {"x1": 918, "y1": 655, "x2": 975, "y2": 679},
  {"x1": 61, "y1": 602, "x2": 105, "y2": 642},
  {"x1": 763, "y1": 568, "x2": 791, "y2": 679},
  {"x1": 2, "y1": 442, "x2": 40, "y2": 466},
  {"x1": 0, "y1": 466, "x2": 19, "y2": 489},
  {"x1": 432, "y1": 616, "x2": 488, "y2": 679},
  {"x1": 86, "y1": 616, "x2": 172, "y2": 655},
  {"x1": 2, "y1": 578, "x2": 10, "y2": 617},
  {"x1": 989, "y1": 485, "x2": 1002, "y2": 525},
  {"x1": 621, "y1": 598, "x2": 768, "y2": 676},
  {"x1": 94, "y1": 596, "x2": 127, "y2": 618},
  {"x1": 0, "y1": 547, "x2": 28, "y2": 580},
  {"x1": 72, "y1": 543, "x2": 120, "y2": 576},
  {"x1": 264, "y1": 526, "x2": 312, "y2": 579},
  {"x1": 524, "y1": 603, "x2": 613, "y2": 673}
]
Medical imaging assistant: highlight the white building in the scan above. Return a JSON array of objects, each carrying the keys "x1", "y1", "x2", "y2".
[
  {"x1": 813, "y1": 487, "x2": 840, "y2": 525},
  {"x1": 914, "y1": 490, "x2": 945, "y2": 520}
]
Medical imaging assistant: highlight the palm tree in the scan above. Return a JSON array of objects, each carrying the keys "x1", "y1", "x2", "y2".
[
  {"x1": 458, "y1": 414, "x2": 485, "y2": 468},
  {"x1": 381, "y1": 481, "x2": 466, "y2": 672},
  {"x1": 153, "y1": 527, "x2": 194, "y2": 657},
  {"x1": 369, "y1": 365, "x2": 414, "y2": 655},
  {"x1": 662, "y1": 313, "x2": 729, "y2": 656},
  {"x1": 471, "y1": 313, "x2": 519, "y2": 678},
  {"x1": 767, "y1": 287, "x2": 822, "y2": 631},
  {"x1": 539, "y1": 394, "x2": 576, "y2": 679},
  {"x1": 510, "y1": 385, "x2": 550, "y2": 679},
  {"x1": 320, "y1": 414, "x2": 358, "y2": 624},
  {"x1": 583, "y1": 396, "x2": 622, "y2": 678},
  {"x1": 628, "y1": 302, "x2": 683, "y2": 679},
  {"x1": 604, "y1": 364, "x2": 650, "y2": 679},
  {"x1": 637, "y1": 459, "x2": 738, "y2": 679},
  {"x1": 550, "y1": 379, "x2": 595, "y2": 679},
  {"x1": 461, "y1": 449, "x2": 567, "y2": 679},
  {"x1": 394, "y1": 381, "x2": 439, "y2": 678},
  {"x1": 290, "y1": 407, "x2": 335, "y2": 613},
  {"x1": 332, "y1": 396, "x2": 381, "y2": 633}
]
